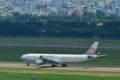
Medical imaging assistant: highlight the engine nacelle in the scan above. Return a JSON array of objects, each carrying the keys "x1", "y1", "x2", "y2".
[
  {"x1": 87, "y1": 55, "x2": 93, "y2": 59},
  {"x1": 35, "y1": 60, "x2": 44, "y2": 65}
]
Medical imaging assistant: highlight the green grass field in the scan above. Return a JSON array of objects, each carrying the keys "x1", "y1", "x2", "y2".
[
  {"x1": 0, "y1": 68, "x2": 120, "y2": 80},
  {"x1": 0, "y1": 72, "x2": 120, "y2": 80},
  {"x1": 0, "y1": 38, "x2": 120, "y2": 66}
]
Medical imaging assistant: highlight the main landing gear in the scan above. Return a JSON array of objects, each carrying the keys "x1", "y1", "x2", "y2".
[
  {"x1": 61, "y1": 64, "x2": 68, "y2": 67},
  {"x1": 51, "y1": 64, "x2": 68, "y2": 67},
  {"x1": 27, "y1": 62, "x2": 30, "y2": 66},
  {"x1": 51, "y1": 64, "x2": 57, "y2": 67}
]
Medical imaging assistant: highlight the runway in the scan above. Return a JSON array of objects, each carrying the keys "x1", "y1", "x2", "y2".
[
  {"x1": 0, "y1": 42, "x2": 120, "y2": 49},
  {"x1": 0, "y1": 62, "x2": 120, "y2": 72}
]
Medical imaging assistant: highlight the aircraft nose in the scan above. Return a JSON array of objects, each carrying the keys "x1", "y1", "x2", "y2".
[
  {"x1": 20, "y1": 55, "x2": 26, "y2": 61},
  {"x1": 20, "y1": 55, "x2": 24, "y2": 60}
]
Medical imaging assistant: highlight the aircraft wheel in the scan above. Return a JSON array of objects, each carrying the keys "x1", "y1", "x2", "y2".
[
  {"x1": 61, "y1": 64, "x2": 68, "y2": 67},
  {"x1": 27, "y1": 62, "x2": 30, "y2": 66},
  {"x1": 51, "y1": 64, "x2": 57, "y2": 67}
]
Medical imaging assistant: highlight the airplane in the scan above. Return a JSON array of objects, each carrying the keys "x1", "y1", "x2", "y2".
[{"x1": 20, "y1": 42, "x2": 105, "y2": 67}]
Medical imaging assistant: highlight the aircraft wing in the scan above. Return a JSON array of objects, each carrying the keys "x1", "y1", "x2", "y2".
[{"x1": 40, "y1": 55, "x2": 63, "y2": 64}]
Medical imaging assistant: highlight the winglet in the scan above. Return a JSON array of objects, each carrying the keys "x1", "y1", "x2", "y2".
[{"x1": 84, "y1": 42, "x2": 99, "y2": 55}]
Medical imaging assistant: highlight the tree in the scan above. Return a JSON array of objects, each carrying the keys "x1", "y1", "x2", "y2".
[{"x1": 96, "y1": 10, "x2": 105, "y2": 19}]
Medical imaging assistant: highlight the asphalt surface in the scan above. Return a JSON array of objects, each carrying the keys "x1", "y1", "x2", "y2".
[
  {"x1": 0, "y1": 42, "x2": 120, "y2": 49},
  {"x1": 0, "y1": 62, "x2": 120, "y2": 72}
]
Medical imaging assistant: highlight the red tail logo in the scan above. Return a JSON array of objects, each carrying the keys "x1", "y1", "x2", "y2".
[{"x1": 87, "y1": 47, "x2": 96, "y2": 55}]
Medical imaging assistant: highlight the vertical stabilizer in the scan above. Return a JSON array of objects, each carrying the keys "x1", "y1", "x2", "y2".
[{"x1": 84, "y1": 42, "x2": 99, "y2": 55}]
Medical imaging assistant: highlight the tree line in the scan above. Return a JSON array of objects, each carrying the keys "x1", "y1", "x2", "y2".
[{"x1": 0, "y1": 11, "x2": 120, "y2": 38}]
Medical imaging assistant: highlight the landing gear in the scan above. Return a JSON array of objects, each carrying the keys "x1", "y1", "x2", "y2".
[
  {"x1": 51, "y1": 63, "x2": 68, "y2": 67},
  {"x1": 27, "y1": 62, "x2": 30, "y2": 66},
  {"x1": 51, "y1": 64, "x2": 57, "y2": 67},
  {"x1": 61, "y1": 64, "x2": 68, "y2": 67}
]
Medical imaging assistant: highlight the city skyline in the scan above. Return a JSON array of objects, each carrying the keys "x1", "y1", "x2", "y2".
[{"x1": 0, "y1": 0, "x2": 120, "y2": 16}]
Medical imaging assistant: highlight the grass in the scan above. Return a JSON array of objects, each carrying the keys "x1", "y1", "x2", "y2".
[
  {"x1": 0, "y1": 72, "x2": 120, "y2": 80},
  {"x1": 0, "y1": 68, "x2": 120, "y2": 80},
  {"x1": 1, "y1": 72, "x2": 120, "y2": 80},
  {"x1": 0, "y1": 68, "x2": 120, "y2": 77}
]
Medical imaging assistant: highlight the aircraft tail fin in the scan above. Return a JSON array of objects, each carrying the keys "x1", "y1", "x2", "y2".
[{"x1": 84, "y1": 42, "x2": 99, "y2": 55}]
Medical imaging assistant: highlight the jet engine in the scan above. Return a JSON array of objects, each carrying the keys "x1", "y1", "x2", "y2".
[
  {"x1": 87, "y1": 55, "x2": 93, "y2": 59},
  {"x1": 35, "y1": 59, "x2": 44, "y2": 65}
]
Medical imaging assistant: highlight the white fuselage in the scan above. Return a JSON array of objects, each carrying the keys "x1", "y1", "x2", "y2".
[
  {"x1": 20, "y1": 42, "x2": 100, "y2": 66},
  {"x1": 21, "y1": 53, "x2": 98, "y2": 64}
]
